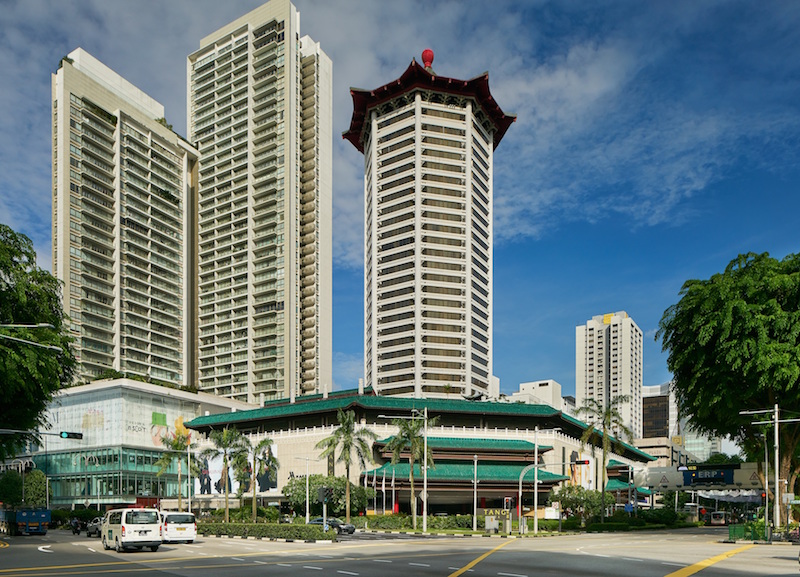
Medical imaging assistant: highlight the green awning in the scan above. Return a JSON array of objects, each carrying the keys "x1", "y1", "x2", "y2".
[{"x1": 604, "y1": 478, "x2": 652, "y2": 495}]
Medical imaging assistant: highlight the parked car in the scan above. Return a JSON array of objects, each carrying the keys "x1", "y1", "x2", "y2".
[
  {"x1": 86, "y1": 517, "x2": 103, "y2": 537},
  {"x1": 307, "y1": 517, "x2": 355, "y2": 534},
  {"x1": 160, "y1": 511, "x2": 196, "y2": 543}
]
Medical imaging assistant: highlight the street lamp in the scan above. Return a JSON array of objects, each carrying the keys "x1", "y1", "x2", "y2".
[
  {"x1": 378, "y1": 407, "x2": 429, "y2": 532},
  {"x1": 740, "y1": 405, "x2": 800, "y2": 531},
  {"x1": 0, "y1": 323, "x2": 61, "y2": 352},
  {"x1": 294, "y1": 457, "x2": 318, "y2": 523},
  {"x1": 473, "y1": 454, "x2": 478, "y2": 532}
]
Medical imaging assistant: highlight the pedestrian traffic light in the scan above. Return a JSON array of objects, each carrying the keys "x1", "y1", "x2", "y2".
[
  {"x1": 59, "y1": 431, "x2": 83, "y2": 439},
  {"x1": 571, "y1": 459, "x2": 590, "y2": 465}
]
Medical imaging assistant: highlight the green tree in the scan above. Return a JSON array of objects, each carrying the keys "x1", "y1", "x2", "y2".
[
  {"x1": 0, "y1": 470, "x2": 22, "y2": 506},
  {"x1": 155, "y1": 430, "x2": 197, "y2": 512},
  {"x1": 658, "y1": 252, "x2": 800, "y2": 524},
  {"x1": 548, "y1": 483, "x2": 602, "y2": 524},
  {"x1": 22, "y1": 469, "x2": 48, "y2": 508},
  {"x1": 200, "y1": 427, "x2": 248, "y2": 523},
  {"x1": 702, "y1": 453, "x2": 743, "y2": 465},
  {"x1": 384, "y1": 414, "x2": 439, "y2": 530},
  {"x1": 315, "y1": 409, "x2": 376, "y2": 523},
  {"x1": 575, "y1": 395, "x2": 634, "y2": 524},
  {"x1": 0, "y1": 224, "x2": 76, "y2": 459},
  {"x1": 282, "y1": 474, "x2": 371, "y2": 518}
]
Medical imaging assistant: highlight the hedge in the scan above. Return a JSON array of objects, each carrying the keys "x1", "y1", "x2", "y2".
[
  {"x1": 197, "y1": 522, "x2": 332, "y2": 541},
  {"x1": 586, "y1": 522, "x2": 631, "y2": 532}
]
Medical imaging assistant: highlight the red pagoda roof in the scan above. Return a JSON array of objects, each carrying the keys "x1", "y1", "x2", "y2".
[{"x1": 343, "y1": 53, "x2": 515, "y2": 154}]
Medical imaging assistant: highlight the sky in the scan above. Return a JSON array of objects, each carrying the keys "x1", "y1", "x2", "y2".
[{"x1": 1, "y1": 0, "x2": 799, "y2": 399}]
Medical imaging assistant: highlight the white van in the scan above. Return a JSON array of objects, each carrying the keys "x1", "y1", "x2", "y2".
[
  {"x1": 101, "y1": 508, "x2": 162, "y2": 552},
  {"x1": 160, "y1": 511, "x2": 196, "y2": 543}
]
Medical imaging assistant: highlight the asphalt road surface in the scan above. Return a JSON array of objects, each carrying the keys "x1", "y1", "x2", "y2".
[{"x1": 0, "y1": 526, "x2": 797, "y2": 577}]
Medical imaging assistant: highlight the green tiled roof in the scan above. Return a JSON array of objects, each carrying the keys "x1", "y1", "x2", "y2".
[
  {"x1": 607, "y1": 459, "x2": 627, "y2": 468},
  {"x1": 363, "y1": 461, "x2": 569, "y2": 484},
  {"x1": 604, "y1": 478, "x2": 652, "y2": 495},
  {"x1": 375, "y1": 436, "x2": 551, "y2": 452},
  {"x1": 184, "y1": 388, "x2": 654, "y2": 463}
]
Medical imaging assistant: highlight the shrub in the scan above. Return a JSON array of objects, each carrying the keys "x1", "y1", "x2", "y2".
[
  {"x1": 197, "y1": 521, "x2": 332, "y2": 540},
  {"x1": 639, "y1": 508, "x2": 678, "y2": 526},
  {"x1": 586, "y1": 522, "x2": 631, "y2": 532}
]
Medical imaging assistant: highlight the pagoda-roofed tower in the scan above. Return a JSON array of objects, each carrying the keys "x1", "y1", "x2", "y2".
[{"x1": 344, "y1": 50, "x2": 514, "y2": 400}]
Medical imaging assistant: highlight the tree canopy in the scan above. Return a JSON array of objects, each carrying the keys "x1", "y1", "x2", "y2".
[
  {"x1": 0, "y1": 224, "x2": 76, "y2": 459},
  {"x1": 315, "y1": 409, "x2": 376, "y2": 523},
  {"x1": 658, "y1": 252, "x2": 800, "y2": 519}
]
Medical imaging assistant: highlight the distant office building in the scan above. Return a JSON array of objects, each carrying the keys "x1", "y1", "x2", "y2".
[
  {"x1": 640, "y1": 381, "x2": 722, "y2": 463},
  {"x1": 575, "y1": 311, "x2": 643, "y2": 438},
  {"x1": 344, "y1": 49, "x2": 514, "y2": 399},
  {"x1": 52, "y1": 48, "x2": 198, "y2": 387},
  {"x1": 507, "y1": 380, "x2": 576, "y2": 416},
  {"x1": 642, "y1": 382, "x2": 677, "y2": 438},
  {"x1": 187, "y1": 0, "x2": 332, "y2": 403}
]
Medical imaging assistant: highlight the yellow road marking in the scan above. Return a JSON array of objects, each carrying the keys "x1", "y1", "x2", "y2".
[
  {"x1": 0, "y1": 542, "x2": 9, "y2": 549},
  {"x1": 448, "y1": 539, "x2": 515, "y2": 577},
  {"x1": 663, "y1": 544, "x2": 754, "y2": 577}
]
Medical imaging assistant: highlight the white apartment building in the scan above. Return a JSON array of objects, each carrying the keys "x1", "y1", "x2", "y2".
[
  {"x1": 187, "y1": 0, "x2": 332, "y2": 404},
  {"x1": 52, "y1": 48, "x2": 197, "y2": 387},
  {"x1": 507, "y1": 380, "x2": 577, "y2": 416},
  {"x1": 575, "y1": 311, "x2": 643, "y2": 438},
  {"x1": 344, "y1": 50, "x2": 514, "y2": 399}
]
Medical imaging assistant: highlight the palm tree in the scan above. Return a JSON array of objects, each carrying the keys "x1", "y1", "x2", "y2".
[
  {"x1": 385, "y1": 414, "x2": 439, "y2": 530},
  {"x1": 315, "y1": 408, "x2": 376, "y2": 523},
  {"x1": 247, "y1": 436, "x2": 279, "y2": 522},
  {"x1": 155, "y1": 430, "x2": 196, "y2": 512},
  {"x1": 200, "y1": 427, "x2": 248, "y2": 523},
  {"x1": 575, "y1": 395, "x2": 634, "y2": 523}
]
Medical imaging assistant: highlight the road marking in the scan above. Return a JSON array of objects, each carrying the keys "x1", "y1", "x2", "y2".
[
  {"x1": 255, "y1": 560, "x2": 267, "y2": 565},
  {"x1": 449, "y1": 568, "x2": 472, "y2": 572},
  {"x1": 662, "y1": 562, "x2": 685, "y2": 567},
  {"x1": 448, "y1": 539, "x2": 515, "y2": 577},
  {"x1": 337, "y1": 571, "x2": 359, "y2": 576},
  {"x1": 0, "y1": 542, "x2": 8, "y2": 549},
  {"x1": 622, "y1": 557, "x2": 643, "y2": 562},
  {"x1": 303, "y1": 566, "x2": 323, "y2": 570},
  {"x1": 410, "y1": 562, "x2": 430, "y2": 567},
  {"x1": 277, "y1": 563, "x2": 293, "y2": 567},
  {"x1": 87, "y1": 548, "x2": 96, "y2": 552},
  {"x1": 663, "y1": 544, "x2": 754, "y2": 577},
  {"x1": 37, "y1": 545, "x2": 53, "y2": 553},
  {"x1": 231, "y1": 557, "x2": 245, "y2": 561},
  {"x1": 498, "y1": 573, "x2": 526, "y2": 577},
  {"x1": 374, "y1": 559, "x2": 392, "y2": 563}
]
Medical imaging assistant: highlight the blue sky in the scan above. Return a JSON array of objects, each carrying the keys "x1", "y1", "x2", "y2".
[{"x1": 2, "y1": 0, "x2": 798, "y2": 398}]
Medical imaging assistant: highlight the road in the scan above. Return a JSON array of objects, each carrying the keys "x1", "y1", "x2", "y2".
[{"x1": 0, "y1": 527, "x2": 797, "y2": 577}]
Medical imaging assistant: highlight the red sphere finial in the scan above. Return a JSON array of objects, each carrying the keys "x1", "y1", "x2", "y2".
[{"x1": 422, "y1": 48, "x2": 434, "y2": 68}]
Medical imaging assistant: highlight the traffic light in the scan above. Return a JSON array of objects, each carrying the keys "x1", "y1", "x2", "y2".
[
  {"x1": 325, "y1": 487, "x2": 333, "y2": 502},
  {"x1": 59, "y1": 431, "x2": 83, "y2": 439},
  {"x1": 317, "y1": 486, "x2": 334, "y2": 503},
  {"x1": 571, "y1": 459, "x2": 590, "y2": 465},
  {"x1": 503, "y1": 496, "x2": 513, "y2": 510}
]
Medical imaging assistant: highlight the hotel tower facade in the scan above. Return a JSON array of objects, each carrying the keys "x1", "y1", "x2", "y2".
[
  {"x1": 52, "y1": 48, "x2": 198, "y2": 387},
  {"x1": 188, "y1": 0, "x2": 332, "y2": 403},
  {"x1": 344, "y1": 50, "x2": 514, "y2": 399}
]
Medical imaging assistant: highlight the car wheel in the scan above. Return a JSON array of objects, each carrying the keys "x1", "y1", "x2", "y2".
[
  {"x1": 150, "y1": 546, "x2": 159, "y2": 552},
  {"x1": 115, "y1": 538, "x2": 121, "y2": 553},
  {"x1": 335, "y1": 526, "x2": 341, "y2": 534},
  {"x1": 102, "y1": 537, "x2": 109, "y2": 550}
]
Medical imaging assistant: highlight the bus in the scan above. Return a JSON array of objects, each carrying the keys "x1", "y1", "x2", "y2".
[{"x1": 709, "y1": 511, "x2": 730, "y2": 525}]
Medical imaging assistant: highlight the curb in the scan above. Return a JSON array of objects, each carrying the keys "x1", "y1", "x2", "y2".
[{"x1": 202, "y1": 534, "x2": 333, "y2": 544}]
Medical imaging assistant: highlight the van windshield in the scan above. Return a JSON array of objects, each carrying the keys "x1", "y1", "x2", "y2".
[
  {"x1": 126, "y1": 511, "x2": 159, "y2": 524},
  {"x1": 165, "y1": 514, "x2": 195, "y2": 524}
]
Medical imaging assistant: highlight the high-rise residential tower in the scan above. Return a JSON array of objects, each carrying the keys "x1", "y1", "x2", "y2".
[
  {"x1": 52, "y1": 48, "x2": 197, "y2": 387},
  {"x1": 188, "y1": 0, "x2": 332, "y2": 404},
  {"x1": 575, "y1": 311, "x2": 643, "y2": 438},
  {"x1": 344, "y1": 50, "x2": 514, "y2": 399}
]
